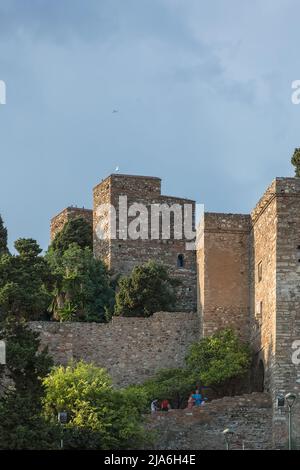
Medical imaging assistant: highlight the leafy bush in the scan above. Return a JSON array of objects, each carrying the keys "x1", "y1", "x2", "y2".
[
  {"x1": 130, "y1": 329, "x2": 252, "y2": 409},
  {"x1": 50, "y1": 217, "x2": 93, "y2": 255},
  {"x1": 47, "y1": 244, "x2": 114, "y2": 322},
  {"x1": 128, "y1": 368, "x2": 197, "y2": 410},
  {"x1": 186, "y1": 329, "x2": 251, "y2": 396},
  {"x1": 0, "y1": 215, "x2": 9, "y2": 257},
  {"x1": 43, "y1": 361, "x2": 150, "y2": 449},
  {"x1": 114, "y1": 260, "x2": 175, "y2": 317},
  {"x1": 0, "y1": 239, "x2": 52, "y2": 320},
  {"x1": 0, "y1": 318, "x2": 59, "y2": 449},
  {"x1": 292, "y1": 148, "x2": 300, "y2": 177},
  {"x1": 0, "y1": 394, "x2": 60, "y2": 449}
]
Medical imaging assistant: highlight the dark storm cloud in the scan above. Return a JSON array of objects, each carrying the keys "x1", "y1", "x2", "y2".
[{"x1": 0, "y1": 0, "x2": 299, "y2": 250}]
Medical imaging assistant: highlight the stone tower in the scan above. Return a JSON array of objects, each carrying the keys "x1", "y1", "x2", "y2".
[
  {"x1": 197, "y1": 177, "x2": 300, "y2": 448},
  {"x1": 249, "y1": 178, "x2": 300, "y2": 447},
  {"x1": 197, "y1": 212, "x2": 251, "y2": 342},
  {"x1": 93, "y1": 174, "x2": 197, "y2": 312}
]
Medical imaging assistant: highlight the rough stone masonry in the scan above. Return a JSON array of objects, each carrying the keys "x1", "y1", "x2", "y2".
[
  {"x1": 49, "y1": 173, "x2": 300, "y2": 448},
  {"x1": 30, "y1": 312, "x2": 200, "y2": 387},
  {"x1": 147, "y1": 393, "x2": 272, "y2": 450}
]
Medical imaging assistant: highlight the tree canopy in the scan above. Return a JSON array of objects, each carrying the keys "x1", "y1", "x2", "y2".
[
  {"x1": 129, "y1": 368, "x2": 196, "y2": 409},
  {"x1": 0, "y1": 216, "x2": 113, "y2": 322},
  {"x1": 292, "y1": 148, "x2": 300, "y2": 177},
  {"x1": 42, "y1": 361, "x2": 149, "y2": 449},
  {"x1": 186, "y1": 329, "x2": 251, "y2": 396},
  {"x1": 130, "y1": 329, "x2": 252, "y2": 408},
  {"x1": 50, "y1": 217, "x2": 93, "y2": 255},
  {"x1": 114, "y1": 260, "x2": 175, "y2": 317},
  {"x1": 46, "y1": 243, "x2": 114, "y2": 322},
  {"x1": 0, "y1": 215, "x2": 9, "y2": 257},
  {"x1": 0, "y1": 318, "x2": 58, "y2": 449},
  {"x1": 0, "y1": 238, "x2": 52, "y2": 320}
]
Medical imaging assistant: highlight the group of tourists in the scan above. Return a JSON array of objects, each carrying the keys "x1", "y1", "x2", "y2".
[
  {"x1": 151, "y1": 398, "x2": 171, "y2": 413},
  {"x1": 150, "y1": 388, "x2": 207, "y2": 413}
]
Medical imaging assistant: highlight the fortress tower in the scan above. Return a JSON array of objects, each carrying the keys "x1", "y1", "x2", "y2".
[
  {"x1": 93, "y1": 174, "x2": 197, "y2": 312},
  {"x1": 197, "y1": 213, "x2": 251, "y2": 343},
  {"x1": 250, "y1": 178, "x2": 300, "y2": 447},
  {"x1": 51, "y1": 174, "x2": 198, "y2": 312},
  {"x1": 197, "y1": 177, "x2": 300, "y2": 447}
]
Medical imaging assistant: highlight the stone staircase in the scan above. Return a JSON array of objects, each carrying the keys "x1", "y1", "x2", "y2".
[{"x1": 147, "y1": 393, "x2": 273, "y2": 450}]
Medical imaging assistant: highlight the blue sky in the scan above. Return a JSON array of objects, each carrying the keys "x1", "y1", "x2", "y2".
[{"x1": 0, "y1": 0, "x2": 300, "y2": 250}]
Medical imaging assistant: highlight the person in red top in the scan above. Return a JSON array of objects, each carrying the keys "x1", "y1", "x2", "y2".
[{"x1": 161, "y1": 399, "x2": 170, "y2": 412}]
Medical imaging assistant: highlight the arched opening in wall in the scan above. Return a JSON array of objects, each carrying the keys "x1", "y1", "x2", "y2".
[
  {"x1": 256, "y1": 360, "x2": 265, "y2": 392},
  {"x1": 177, "y1": 254, "x2": 184, "y2": 268}
]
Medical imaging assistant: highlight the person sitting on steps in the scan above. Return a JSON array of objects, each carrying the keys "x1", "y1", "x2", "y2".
[
  {"x1": 192, "y1": 389, "x2": 203, "y2": 407},
  {"x1": 187, "y1": 392, "x2": 195, "y2": 409},
  {"x1": 160, "y1": 399, "x2": 171, "y2": 412}
]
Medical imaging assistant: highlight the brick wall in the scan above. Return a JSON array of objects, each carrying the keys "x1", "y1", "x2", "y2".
[{"x1": 29, "y1": 312, "x2": 200, "y2": 386}]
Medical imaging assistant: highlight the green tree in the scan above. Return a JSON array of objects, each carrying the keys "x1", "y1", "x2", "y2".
[
  {"x1": 186, "y1": 329, "x2": 251, "y2": 396},
  {"x1": 129, "y1": 368, "x2": 197, "y2": 409},
  {"x1": 131, "y1": 329, "x2": 252, "y2": 408},
  {"x1": 0, "y1": 215, "x2": 9, "y2": 257},
  {"x1": 42, "y1": 361, "x2": 149, "y2": 449},
  {"x1": 0, "y1": 318, "x2": 59, "y2": 449},
  {"x1": 0, "y1": 239, "x2": 52, "y2": 320},
  {"x1": 50, "y1": 217, "x2": 93, "y2": 255},
  {"x1": 46, "y1": 244, "x2": 114, "y2": 322},
  {"x1": 115, "y1": 260, "x2": 175, "y2": 317},
  {"x1": 0, "y1": 394, "x2": 60, "y2": 449},
  {"x1": 0, "y1": 317, "x2": 52, "y2": 394},
  {"x1": 292, "y1": 148, "x2": 300, "y2": 177}
]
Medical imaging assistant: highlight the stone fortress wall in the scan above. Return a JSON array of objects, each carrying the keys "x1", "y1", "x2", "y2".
[
  {"x1": 49, "y1": 173, "x2": 300, "y2": 448},
  {"x1": 261, "y1": 178, "x2": 300, "y2": 447},
  {"x1": 30, "y1": 312, "x2": 200, "y2": 387},
  {"x1": 196, "y1": 179, "x2": 300, "y2": 447},
  {"x1": 147, "y1": 393, "x2": 273, "y2": 450}
]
